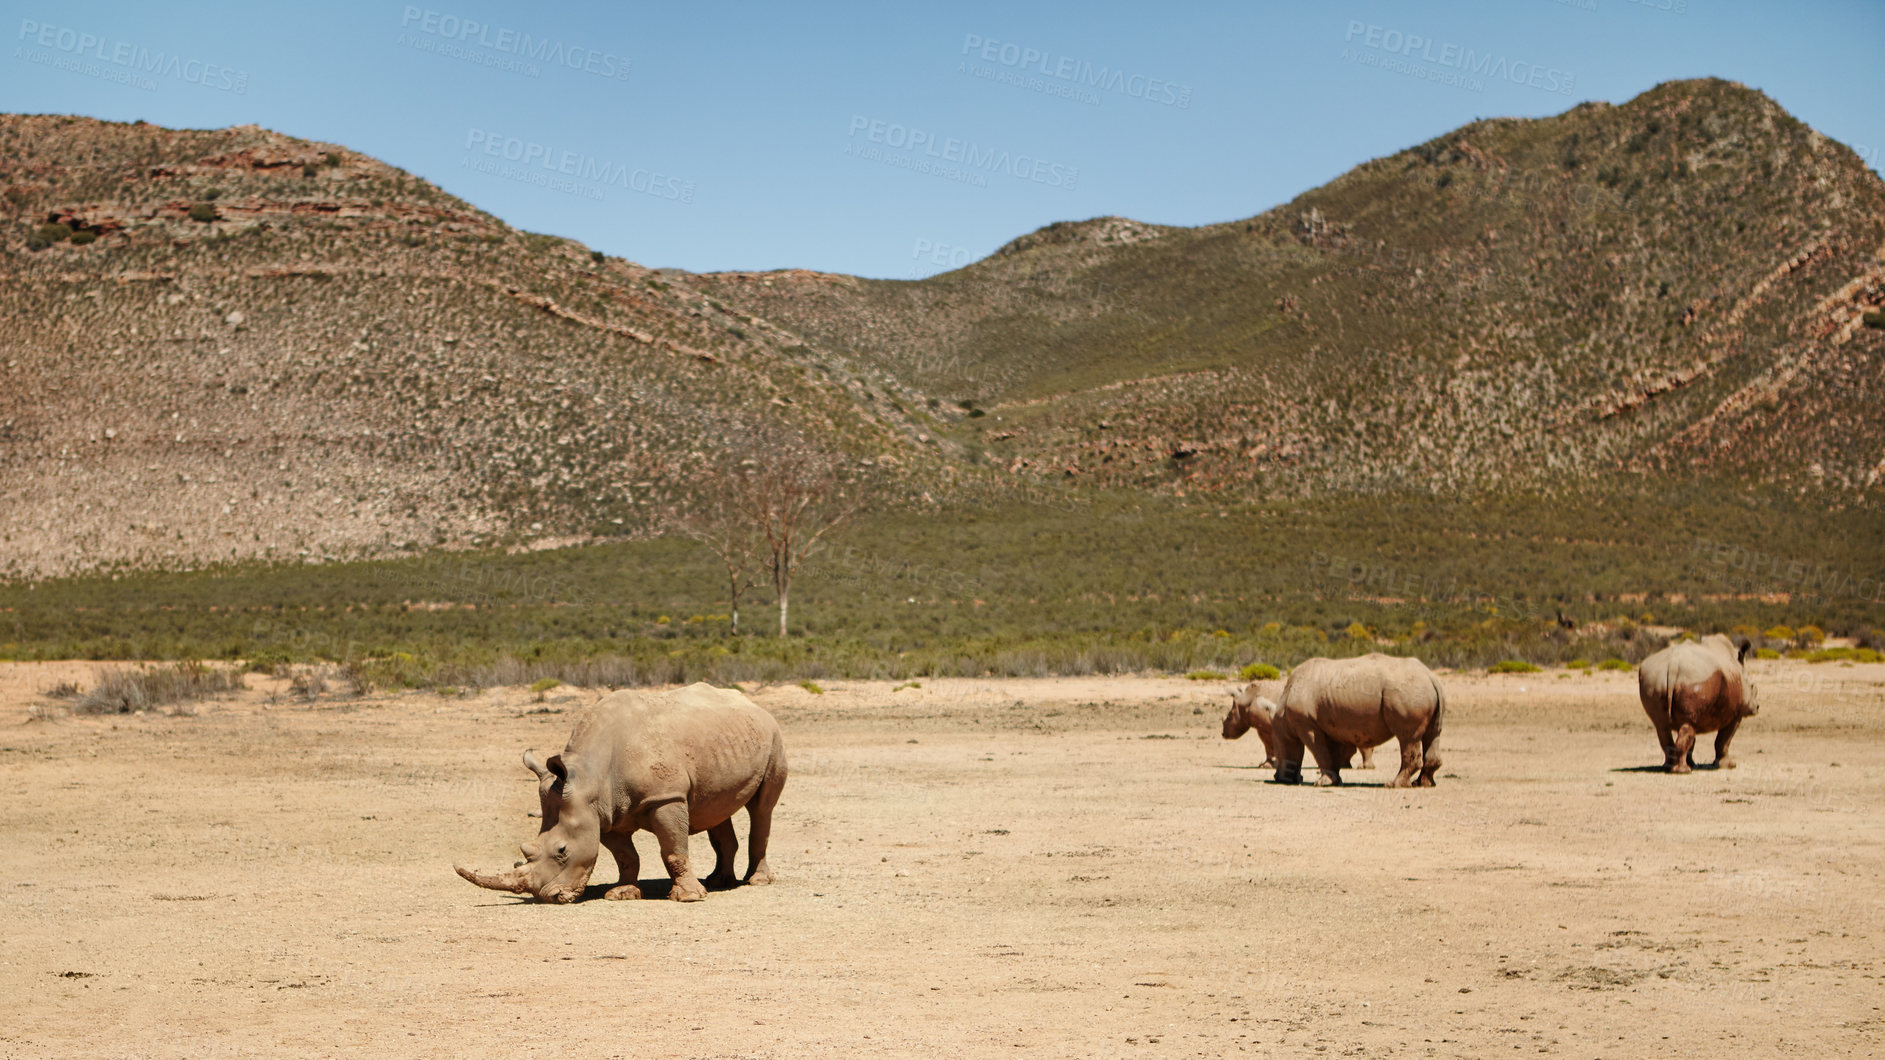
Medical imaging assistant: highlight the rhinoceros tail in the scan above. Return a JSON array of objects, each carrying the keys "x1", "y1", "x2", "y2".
[{"x1": 1427, "y1": 672, "x2": 1446, "y2": 739}]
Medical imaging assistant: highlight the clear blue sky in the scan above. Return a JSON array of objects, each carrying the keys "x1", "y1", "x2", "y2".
[{"x1": 8, "y1": 0, "x2": 1881, "y2": 278}]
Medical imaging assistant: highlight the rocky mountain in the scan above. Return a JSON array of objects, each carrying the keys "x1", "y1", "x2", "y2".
[
  {"x1": 0, "y1": 117, "x2": 944, "y2": 579},
  {"x1": 697, "y1": 79, "x2": 1885, "y2": 500},
  {"x1": 4, "y1": 78, "x2": 1882, "y2": 580}
]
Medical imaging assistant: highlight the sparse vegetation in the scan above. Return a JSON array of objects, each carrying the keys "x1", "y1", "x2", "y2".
[
  {"x1": 1239, "y1": 663, "x2": 1281, "y2": 681},
  {"x1": 187, "y1": 202, "x2": 217, "y2": 222},
  {"x1": 75, "y1": 661, "x2": 242, "y2": 714},
  {"x1": 798, "y1": 680, "x2": 825, "y2": 695},
  {"x1": 1489, "y1": 660, "x2": 1542, "y2": 674},
  {"x1": 1596, "y1": 658, "x2": 1633, "y2": 671},
  {"x1": 1185, "y1": 670, "x2": 1229, "y2": 681}
]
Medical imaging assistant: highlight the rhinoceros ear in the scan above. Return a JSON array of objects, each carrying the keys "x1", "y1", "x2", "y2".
[
  {"x1": 545, "y1": 753, "x2": 571, "y2": 787},
  {"x1": 522, "y1": 749, "x2": 548, "y2": 779},
  {"x1": 1732, "y1": 635, "x2": 1752, "y2": 665}
]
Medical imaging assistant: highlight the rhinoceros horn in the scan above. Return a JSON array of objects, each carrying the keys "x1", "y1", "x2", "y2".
[
  {"x1": 455, "y1": 864, "x2": 531, "y2": 894},
  {"x1": 522, "y1": 749, "x2": 548, "y2": 778}
]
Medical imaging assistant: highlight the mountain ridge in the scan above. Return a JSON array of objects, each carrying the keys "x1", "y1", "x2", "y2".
[{"x1": 5, "y1": 77, "x2": 1882, "y2": 581}]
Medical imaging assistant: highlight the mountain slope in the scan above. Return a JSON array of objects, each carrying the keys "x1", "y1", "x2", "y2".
[
  {"x1": 695, "y1": 79, "x2": 1885, "y2": 498},
  {"x1": 0, "y1": 117, "x2": 940, "y2": 579},
  {"x1": 5, "y1": 78, "x2": 1882, "y2": 582}
]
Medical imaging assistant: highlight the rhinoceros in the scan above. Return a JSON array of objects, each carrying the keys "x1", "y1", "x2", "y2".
[
  {"x1": 1269, "y1": 654, "x2": 1445, "y2": 787},
  {"x1": 1637, "y1": 634, "x2": 1759, "y2": 773},
  {"x1": 456, "y1": 682, "x2": 787, "y2": 903},
  {"x1": 1223, "y1": 681, "x2": 1376, "y2": 771},
  {"x1": 1222, "y1": 683, "x2": 1281, "y2": 767}
]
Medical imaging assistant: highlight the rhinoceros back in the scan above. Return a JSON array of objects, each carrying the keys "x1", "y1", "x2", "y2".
[{"x1": 580, "y1": 683, "x2": 784, "y2": 823}]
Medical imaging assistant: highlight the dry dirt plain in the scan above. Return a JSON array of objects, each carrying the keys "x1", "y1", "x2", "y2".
[{"x1": 1, "y1": 660, "x2": 1882, "y2": 1058}]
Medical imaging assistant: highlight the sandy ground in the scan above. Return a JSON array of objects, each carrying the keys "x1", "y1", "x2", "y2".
[{"x1": 1, "y1": 660, "x2": 1882, "y2": 1058}]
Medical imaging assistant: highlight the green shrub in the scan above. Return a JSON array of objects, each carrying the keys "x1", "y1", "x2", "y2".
[
  {"x1": 1596, "y1": 658, "x2": 1632, "y2": 671},
  {"x1": 893, "y1": 681, "x2": 921, "y2": 691},
  {"x1": 798, "y1": 680, "x2": 825, "y2": 695},
  {"x1": 1344, "y1": 621, "x2": 1371, "y2": 640},
  {"x1": 528, "y1": 677, "x2": 562, "y2": 693},
  {"x1": 1806, "y1": 647, "x2": 1885, "y2": 664},
  {"x1": 1795, "y1": 625, "x2": 1825, "y2": 647},
  {"x1": 1489, "y1": 660, "x2": 1541, "y2": 674},
  {"x1": 1763, "y1": 625, "x2": 1795, "y2": 643},
  {"x1": 69, "y1": 230, "x2": 97, "y2": 245},
  {"x1": 1565, "y1": 657, "x2": 1591, "y2": 670},
  {"x1": 1185, "y1": 670, "x2": 1228, "y2": 681},
  {"x1": 34, "y1": 222, "x2": 72, "y2": 243},
  {"x1": 1239, "y1": 662, "x2": 1281, "y2": 681},
  {"x1": 1754, "y1": 648, "x2": 1780, "y2": 660},
  {"x1": 187, "y1": 203, "x2": 217, "y2": 223}
]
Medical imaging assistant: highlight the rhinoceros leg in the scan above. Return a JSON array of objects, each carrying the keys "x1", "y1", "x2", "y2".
[
  {"x1": 744, "y1": 764, "x2": 786, "y2": 885},
  {"x1": 1417, "y1": 733, "x2": 1442, "y2": 787},
  {"x1": 1652, "y1": 717, "x2": 1679, "y2": 771},
  {"x1": 1713, "y1": 716, "x2": 1741, "y2": 770},
  {"x1": 1357, "y1": 744, "x2": 1376, "y2": 769},
  {"x1": 648, "y1": 802, "x2": 707, "y2": 902},
  {"x1": 704, "y1": 819, "x2": 740, "y2": 888},
  {"x1": 601, "y1": 832, "x2": 642, "y2": 901},
  {"x1": 1306, "y1": 731, "x2": 1342, "y2": 787},
  {"x1": 1670, "y1": 723, "x2": 1697, "y2": 774},
  {"x1": 1388, "y1": 738, "x2": 1423, "y2": 788}
]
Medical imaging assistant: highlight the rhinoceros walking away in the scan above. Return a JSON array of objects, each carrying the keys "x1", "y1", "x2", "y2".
[
  {"x1": 1270, "y1": 654, "x2": 1445, "y2": 787},
  {"x1": 457, "y1": 682, "x2": 787, "y2": 903},
  {"x1": 1637, "y1": 634, "x2": 1759, "y2": 773}
]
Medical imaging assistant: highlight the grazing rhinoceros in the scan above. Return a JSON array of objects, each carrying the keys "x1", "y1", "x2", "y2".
[
  {"x1": 1224, "y1": 681, "x2": 1376, "y2": 771},
  {"x1": 1270, "y1": 655, "x2": 1444, "y2": 787},
  {"x1": 456, "y1": 682, "x2": 787, "y2": 903},
  {"x1": 1637, "y1": 634, "x2": 1759, "y2": 773}
]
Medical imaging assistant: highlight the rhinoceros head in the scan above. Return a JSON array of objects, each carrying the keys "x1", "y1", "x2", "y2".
[
  {"x1": 456, "y1": 749, "x2": 602, "y2": 903},
  {"x1": 1223, "y1": 684, "x2": 1274, "y2": 740}
]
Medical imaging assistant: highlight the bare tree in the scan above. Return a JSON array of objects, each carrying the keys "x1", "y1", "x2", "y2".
[
  {"x1": 732, "y1": 444, "x2": 866, "y2": 637},
  {"x1": 668, "y1": 480, "x2": 763, "y2": 634}
]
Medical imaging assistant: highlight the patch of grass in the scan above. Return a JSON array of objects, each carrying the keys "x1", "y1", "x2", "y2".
[
  {"x1": 1565, "y1": 657, "x2": 1592, "y2": 670},
  {"x1": 798, "y1": 679, "x2": 825, "y2": 695},
  {"x1": 892, "y1": 681, "x2": 921, "y2": 691},
  {"x1": 1596, "y1": 658, "x2": 1633, "y2": 671},
  {"x1": 40, "y1": 680, "x2": 81, "y2": 699},
  {"x1": 76, "y1": 661, "x2": 241, "y2": 714},
  {"x1": 1489, "y1": 660, "x2": 1542, "y2": 674},
  {"x1": 528, "y1": 677, "x2": 562, "y2": 693},
  {"x1": 1754, "y1": 648, "x2": 1780, "y2": 660},
  {"x1": 1185, "y1": 670, "x2": 1229, "y2": 681},
  {"x1": 1239, "y1": 663, "x2": 1281, "y2": 681}
]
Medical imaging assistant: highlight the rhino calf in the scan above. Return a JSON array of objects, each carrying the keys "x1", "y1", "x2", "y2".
[
  {"x1": 457, "y1": 682, "x2": 787, "y2": 903},
  {"x1": 1271, "y1": 654, "x2": 1445, "y2": 788},
  {"x1": 1222, "y1": 683, "x2": 1282, "y2": 767},
  {"x1": 1637, "y1": 634, "x2": 1759, "y2": 773}
]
